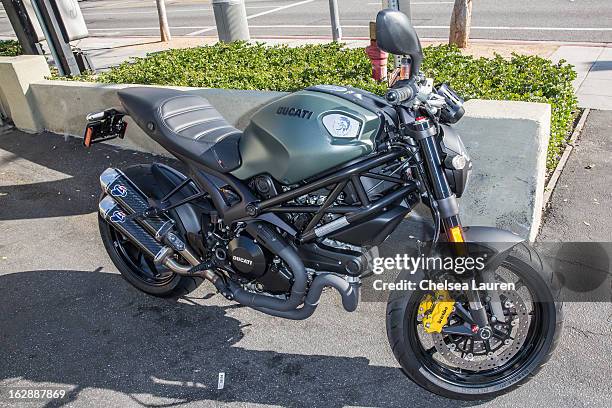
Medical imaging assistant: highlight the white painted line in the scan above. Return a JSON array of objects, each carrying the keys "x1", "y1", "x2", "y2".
[
  {"x1": 89, "y1": 26, "x2": 206, "y2": 32},
  {"x1": 247, "y1": 0, "x2": 316, "y2": 20},
  {"x1": 226, "y1": 25, "x2": 612, "y2": 31},
  {"x1": 90, "y1": 24, "x2": 612, "y2": 34},
  {"x1": 82, "y1": 4, "x2": 276, "y2": 15},
  {"x1": 368, "y1": 1, "x2": 453, "y2": 4},
  {"x1": 187, "y1": 0, "x2": 316, "y2": 36},
  {"x1": 82, "y1": 9, "x2": 212, "y2": 16},
  {"x1": 418, "y1": 26, "x2": 612, "y2": 31},
  {"x1": 246, "y1": 25, "x2": 367, "y2": 29},
  {"x1": 185, "y1": 28, "x2": 217, "y2": 36}
]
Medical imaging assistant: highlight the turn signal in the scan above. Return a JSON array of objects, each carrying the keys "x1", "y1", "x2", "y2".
[
  {"x1": 448, "y1": 226, "x2": 464, "y2": 243},
  {"x1": 84, "y1": 127, "x2": 93, "y2": 148}
]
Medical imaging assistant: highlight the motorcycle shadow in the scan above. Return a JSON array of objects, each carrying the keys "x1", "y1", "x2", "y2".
[{"x1": 0, "y1": 270, "x2": 476, "y2": 408}]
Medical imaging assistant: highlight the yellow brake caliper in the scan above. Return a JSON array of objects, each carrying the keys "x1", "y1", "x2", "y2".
[{"x1": 418, "y1": 290, "x2": 455, "y2": 333}]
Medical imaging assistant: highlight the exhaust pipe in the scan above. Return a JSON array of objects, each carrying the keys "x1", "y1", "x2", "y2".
[
  {"x1": 99, "y1": 195, "x2": 168, "y2": 261},
  {"x1": 98, "y1": 171, "x2": 219, "y2": 285},
  {"x1": 100, "y1": 168, "x2": 173, "y2": 240}
]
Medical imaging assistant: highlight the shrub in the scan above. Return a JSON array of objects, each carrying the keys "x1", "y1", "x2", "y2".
[
  {"x1": 0, "y1": 40, "x2": 22, "y2": 57},
  {"x1": 70, "y1": 42, "x2": 577, "y2": 169}
]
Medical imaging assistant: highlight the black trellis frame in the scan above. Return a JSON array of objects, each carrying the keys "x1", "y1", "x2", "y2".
[{"x1": 250, "y1": 148, "x2": 419, "y2": 241}]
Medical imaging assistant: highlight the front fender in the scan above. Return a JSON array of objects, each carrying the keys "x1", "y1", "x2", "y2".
[
  {"x1": 461, "y1": 226, "x2": 524, "y2": 271},
  {"x1": 462, "y1": 226, "x2": 524, "y2": 252}
]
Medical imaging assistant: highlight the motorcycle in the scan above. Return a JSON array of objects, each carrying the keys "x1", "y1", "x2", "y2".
[{"x1": 84, "y1": 10, "x2": 562, "y2": 400}]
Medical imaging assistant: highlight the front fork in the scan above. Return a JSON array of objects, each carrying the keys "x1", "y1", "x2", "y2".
[{"x1": 400, "y1": 107, "x2": 496, "y2": 329}]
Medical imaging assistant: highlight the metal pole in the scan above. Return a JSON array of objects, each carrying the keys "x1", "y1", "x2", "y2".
[
  {"x1": 398, "y1": 0, "x2": 411, "y2": 19},
  {"x1": 383, "y1": 0, "x2": 411, "y2": 67},
  {"x1": 31, "y1": 0, "x2": 80, "y2": 76},
  {"x1": 1, "y1": 0, "x2": 42, "y2": 55},
  {"x1": 212, "y1": 0, "x2": 250, "y2": 42},
  {"x1": 155, "y1": 0, "x2": 172, "y2": 42},
  {"x1": 328, "y1": 0, "x2": 342, "y2": 42}
]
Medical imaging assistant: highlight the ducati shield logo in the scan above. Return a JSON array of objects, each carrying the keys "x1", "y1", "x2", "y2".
[
  {"x1": 110, "y1": 184, "x2": 128, "y2": 198},
  {"x1": 110, "y1": 210, "x2": 126, "y2": 223}
]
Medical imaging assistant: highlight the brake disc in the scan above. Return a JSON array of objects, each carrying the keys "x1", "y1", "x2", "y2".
[{"x1": 431, "y1": 290, "x2": 531, "y2": 371}]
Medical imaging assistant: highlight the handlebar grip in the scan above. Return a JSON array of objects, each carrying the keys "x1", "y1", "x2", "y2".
[{"x1": 385, "y1": 86, "x2": 414, "y2": 105}]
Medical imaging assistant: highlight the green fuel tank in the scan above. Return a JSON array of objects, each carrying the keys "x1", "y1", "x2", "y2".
[{"x1": 231, "y1": 86, "x2": 390, "y2": 185}]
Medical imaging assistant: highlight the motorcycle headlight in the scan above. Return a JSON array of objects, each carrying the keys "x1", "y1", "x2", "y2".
[{"x1": 445, "y1": 154, "x2": 468, "y2": 171}]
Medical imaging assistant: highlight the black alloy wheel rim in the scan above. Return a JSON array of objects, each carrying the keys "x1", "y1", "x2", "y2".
[
  {"x1": 406, "y1": 262, "x2": 549, "y2": 388},
  {"x1": 109, "y1": 226, "x2": 175, "y2": 286}
]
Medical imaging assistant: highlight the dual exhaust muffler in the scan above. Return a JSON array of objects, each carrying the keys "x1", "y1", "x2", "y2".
[{"x1": 98, "y1": 168, "x2": 217, "y2": 282}]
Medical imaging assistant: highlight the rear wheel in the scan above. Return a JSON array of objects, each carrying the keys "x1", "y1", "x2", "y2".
[
  {"x1": 98, "y1": 164, "x2": 203, "y2": 297},
  {"x1": 386, "y1": 244, "x2": 563, "y2": 400}
]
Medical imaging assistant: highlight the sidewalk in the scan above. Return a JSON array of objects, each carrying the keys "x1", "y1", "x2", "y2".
[
  {"x1": 539, "y1": 109, "x2": 612, "y2": 241},
  {"x1": 551, "y1": 45, "x2": 612, "y2": 110}
]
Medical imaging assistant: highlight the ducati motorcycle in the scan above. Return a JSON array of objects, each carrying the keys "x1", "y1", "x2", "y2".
[{"x1": 85, "y1": 10, "x2": 562, "y2": 400}]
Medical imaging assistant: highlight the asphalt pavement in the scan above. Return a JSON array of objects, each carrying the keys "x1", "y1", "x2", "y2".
[
  {"x1": 0, "y1": 110, "x2": 611, "y2": 407},
  {"x1": 1, "y1": 0, "x2": 612, "y2": 42}
]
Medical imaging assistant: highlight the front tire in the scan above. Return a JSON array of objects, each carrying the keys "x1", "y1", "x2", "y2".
[{"x1": 386, "y1": 244, "x2": 563, "y2": 400}]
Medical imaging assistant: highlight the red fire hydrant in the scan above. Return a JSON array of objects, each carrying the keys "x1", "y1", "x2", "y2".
[{"x1": 365, "y1": 22, "x2": 388, "y2": 82}]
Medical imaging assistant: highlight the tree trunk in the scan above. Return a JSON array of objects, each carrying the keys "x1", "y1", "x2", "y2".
[
  {"x1": 449, "y1": 0, "x2": 472, "y2": 48},
  {"x1": 156, "y1": 0, "x2": 172, "y2": 42}
]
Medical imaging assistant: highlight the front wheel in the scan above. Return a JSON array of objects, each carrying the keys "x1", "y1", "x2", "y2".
[{"x1": 386, "y1": 244, "x2": 563, "y2": 400}]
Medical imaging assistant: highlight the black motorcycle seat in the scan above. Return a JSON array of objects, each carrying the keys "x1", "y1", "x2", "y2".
[{"x1": 117, "y1": 87, "x2": 241, "y2": 173}]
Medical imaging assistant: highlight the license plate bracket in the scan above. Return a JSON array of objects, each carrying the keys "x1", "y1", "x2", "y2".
[{"x1": 83, "y1": 109, "x2": 127, "y2": 148}]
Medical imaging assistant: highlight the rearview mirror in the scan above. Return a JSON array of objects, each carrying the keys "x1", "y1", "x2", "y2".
[{"x1": 375, "y1": 9, "x2": 423, "y2": 78}]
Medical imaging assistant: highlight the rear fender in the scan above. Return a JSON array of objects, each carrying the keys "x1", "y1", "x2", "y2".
[
  {"x1": 120, "y1": 163, "x2": 207, "y2": 254},
  {"x1": 149, "y1": 163, "x2": 206, "y2": 240}
]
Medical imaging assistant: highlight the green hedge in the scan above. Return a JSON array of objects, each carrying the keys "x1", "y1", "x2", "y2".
[
  {"x1": 0, "y1": 40, "x2": 22, "y2": 57},
  {"x1": 71, "y1": 42, "x2": 577, "y2": 169}
]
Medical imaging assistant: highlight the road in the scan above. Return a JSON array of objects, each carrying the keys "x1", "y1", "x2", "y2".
[
  {"x1": 1, "y1": 118, "x2": 611, "y2": 407},
  {"x1": 1, "y1": 0, "x2": 612, "y2": 43}
]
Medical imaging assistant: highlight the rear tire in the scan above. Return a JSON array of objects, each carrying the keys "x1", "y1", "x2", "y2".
[
  {"x1": 98, "y1": 164, "x2": 203, "y2": 298},
  {"x1": 386, "y1": 244, "x2": 563, "y2": 400}
]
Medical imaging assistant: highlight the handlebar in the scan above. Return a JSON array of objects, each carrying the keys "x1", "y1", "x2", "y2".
[
  {"x1": 385, "y1": 86, "x2": 414, "y2": 105},
  {"x1": 385, "y1": 80, "x2": 418, "y2": 105}
]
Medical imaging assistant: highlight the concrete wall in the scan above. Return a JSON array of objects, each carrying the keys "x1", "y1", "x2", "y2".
[
  {"x1": 455, "y1": 100, "x2": 551, "y2": 240},
  {"x1": 0, "y1": 55, "x2": 51, "y2": 131},
  {"x1": 28, "y1": 80, "x2": 285, "y2": 155},
  {"x1": 0, "y1": 55, "x2": 551, "y2": 240}
]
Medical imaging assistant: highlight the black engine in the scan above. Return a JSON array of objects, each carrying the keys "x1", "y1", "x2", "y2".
[{"x1": 227, "y1": 234, "x2": 293, "y2": 294}]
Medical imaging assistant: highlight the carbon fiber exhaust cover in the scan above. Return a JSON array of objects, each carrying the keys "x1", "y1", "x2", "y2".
[{"x1": 99, "y1": 168, "x2": 173, "y2": 239}]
